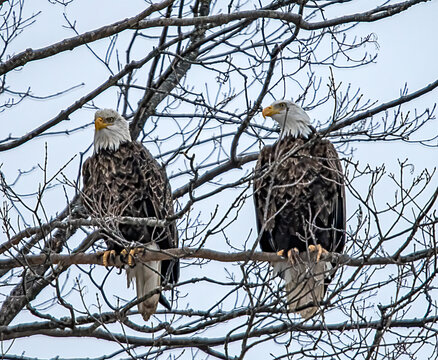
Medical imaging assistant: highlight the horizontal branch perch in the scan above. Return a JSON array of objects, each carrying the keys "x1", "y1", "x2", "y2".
[{"x1": 0, "y1": 246, "x2": 436, "y2": 270}]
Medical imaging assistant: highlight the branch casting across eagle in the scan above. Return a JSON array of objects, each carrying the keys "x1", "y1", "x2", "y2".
[
  {"x1": 254, "y1": 100, "x2": 346, "y2": 319},
  {"x1": 81, "y1": 109, "x2": 179, "y2": 321}
]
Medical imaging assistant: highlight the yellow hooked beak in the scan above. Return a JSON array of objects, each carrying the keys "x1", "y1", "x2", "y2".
[
  {"x1": 262, "y1": 105, "x2": 280, "y2": 119},
  {"x1": 95, "y1": 117, "x2": 109, "y2": 131}
]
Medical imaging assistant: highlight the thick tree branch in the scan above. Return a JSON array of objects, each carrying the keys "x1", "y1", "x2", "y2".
[
  {"x1": 2, "y1": 313, "x2": 438, "y2": 344},
  {"x1": 0, "y1": 0, "x2": 173, "y2": 76},
  {"x1": 130, "y1": 0, "x2": 211, "y2": 139},
  {"x1": 173, "y1": 153, "x2": 258, "y2": 198},
  {"x1": 0, "y1": 32, "x2": 192, "y2": 152},
  {"x1": 1, "y1": 245, "x2": 438, "y2": 270},
  {"x1": 0, "y1": 0, "x2": 426, "y2": 76},
  {"x1": 136, "y1": 0, "x2": 426, "y2": 31}
]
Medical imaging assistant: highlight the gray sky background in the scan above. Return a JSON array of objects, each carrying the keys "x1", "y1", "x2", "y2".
[{"x1": 1, "y1": 0, "x2": 438, "y2": 358}]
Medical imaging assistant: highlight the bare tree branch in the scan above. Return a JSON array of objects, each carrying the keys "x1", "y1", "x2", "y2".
[
  {"x1": 0, "y1": 0, "x2": 426, "y2": 75},
  {"x1": 1, "y1": 0, "x2": 437, "y2": 358},
  {"x1": 0, "y1": 0, "x2": 173, "y2": 75},
  {"x1": 2, "y1": 242, "x2": 438, "y2": 270}
]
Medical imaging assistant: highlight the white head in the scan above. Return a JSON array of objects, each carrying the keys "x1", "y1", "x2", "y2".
[
  {"x1": 93, "y1": 109, "x2": 131, "y2": 153},
  {"x1": 262, "y1": 100, "x2": 311, "y2": 138}
]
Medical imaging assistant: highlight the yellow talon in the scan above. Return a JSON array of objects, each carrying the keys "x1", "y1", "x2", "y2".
[
  {"x1": 130, "y1": 248, "x2": 144, "y2": 266},
  {"x1": 287, "y1": 248, "x2": 299, "y2": 265},
  {"x1": 102, "y1": 250, "x2": 116, "y2": 267},
  {"x1": 121, "y1": 248, "x2": 143, "y2": 267},
  {"x1": 277, "y1": 248, "x2": 299, "y2": 264},
  {"x1": 128, "y1": 249, "x2": 136, "y2": 267},
  {"x1": 308, "y1": 244, "x2": 328, "y2": 262}
]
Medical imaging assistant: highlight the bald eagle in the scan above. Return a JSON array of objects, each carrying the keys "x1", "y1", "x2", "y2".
[
  {"x1": 254, "y1": 100, "x2": 345, "y2": 319},
  {"x1": 82, "y1": 109, "x2": 179, "y2": 321}
]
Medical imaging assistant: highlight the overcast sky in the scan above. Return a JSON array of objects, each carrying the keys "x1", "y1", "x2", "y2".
[{"x1": 1, "y1": 1, "x2": 438, "y2": 358}]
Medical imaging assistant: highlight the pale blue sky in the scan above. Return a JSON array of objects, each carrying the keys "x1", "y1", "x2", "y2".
[{"x1": 1, "y1": 1, "x2": 437, "y2": 358}]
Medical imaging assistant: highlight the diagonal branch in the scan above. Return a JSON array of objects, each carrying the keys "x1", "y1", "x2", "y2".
[
  {"x1": 0, "y1": 0, "x2": 173, "y2": 76},
  {"x1": 0, "y1": 31, "x2": 191, "y2": 152},
  {"x1": 0, "y1": 200, "x2": 93, "y2": 326},
  {"x1": 325, "y1": 78, "x2": 438, "y2": 133},
  {"x1": 130, "y1": 0, "x2": 212, "y2": 139}
]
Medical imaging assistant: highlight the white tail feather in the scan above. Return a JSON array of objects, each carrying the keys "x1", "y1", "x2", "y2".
[
  {"x1": 273, "y1": 259, "x2": 332, "y2": 319},
  {"x1": 126, "y1": 242, "x2": 161, "y2": 321}
]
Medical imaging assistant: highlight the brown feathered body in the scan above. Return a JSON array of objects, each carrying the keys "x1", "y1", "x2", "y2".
[
  {"x1": 82, "y1": 141, "x2": 178, "y2": 320},
  {"x1": 254, "y1": 134, "x2": 345, "y2": 318}
]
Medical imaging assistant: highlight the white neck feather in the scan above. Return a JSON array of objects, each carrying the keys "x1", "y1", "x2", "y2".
[
  {"x1": 94, "y1": 125, "x2": 131, "y2": 153},
  {"x1": 280, "y1": 118, "x2": 312, "y2": 139},
  {"x1": 274, "y1": 104, "x2": 312, "y2": 139}
]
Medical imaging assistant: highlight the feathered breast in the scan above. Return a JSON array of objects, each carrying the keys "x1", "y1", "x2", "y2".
[
  {"x1": 82, "y1": 142, "x2": 170, "y2": 219},
  {"x1": 81, "y1": 141, "x2": 178, "y2": 281},
  {"x1": 253, "y1": 135, "x2": 345, "y2": 254}
]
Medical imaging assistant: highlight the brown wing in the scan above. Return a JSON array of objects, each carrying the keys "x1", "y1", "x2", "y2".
[
  {"x1": 253, "y1": 135, "x2": 345, "y2": 258},
  {"x1": 82, "y1": 141, "x2": 178, "y2": 283}
]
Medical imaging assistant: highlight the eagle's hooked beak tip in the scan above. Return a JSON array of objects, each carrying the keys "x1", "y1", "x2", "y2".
[{"x1": 262, "y1": 105, "x2": 273, "y2": 119}]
